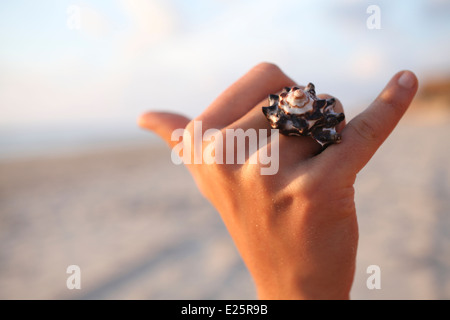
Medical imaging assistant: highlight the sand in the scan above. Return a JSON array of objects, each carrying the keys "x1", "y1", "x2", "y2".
[{"x1": 1, "y1": 110, "x2": 450, "y2": 299}]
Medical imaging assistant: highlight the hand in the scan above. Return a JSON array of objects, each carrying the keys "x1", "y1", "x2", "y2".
[{"x1": 138, "y1": 63, "x2": 418, "y2": 299}]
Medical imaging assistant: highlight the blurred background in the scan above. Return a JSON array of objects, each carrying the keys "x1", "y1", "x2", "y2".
[{"x1": 0, "y1": 0, "x2": 449, "y2": 299}]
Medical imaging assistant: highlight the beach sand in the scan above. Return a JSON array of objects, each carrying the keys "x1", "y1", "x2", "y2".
[{"x1": 1, "y1": 108, "x2": 450, "y2": 299}]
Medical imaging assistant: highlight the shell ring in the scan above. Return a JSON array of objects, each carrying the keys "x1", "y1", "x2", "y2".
[{"x1": 262, "y1": 83, "x2": 345, "y2": 148}]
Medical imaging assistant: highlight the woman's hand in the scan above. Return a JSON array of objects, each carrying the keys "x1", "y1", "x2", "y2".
[{"x1": 138, "y1": 63, "x2": 418, "y2": 299}]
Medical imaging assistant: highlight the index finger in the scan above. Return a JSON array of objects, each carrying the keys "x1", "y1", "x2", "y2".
[{"x1": 197, "y1": 62, "x2": 296, "y2": 130}]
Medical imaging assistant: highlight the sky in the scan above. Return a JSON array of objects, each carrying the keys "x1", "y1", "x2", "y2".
[{"x1": 0, "y1": 0, "x2": 449, "y2": 156}]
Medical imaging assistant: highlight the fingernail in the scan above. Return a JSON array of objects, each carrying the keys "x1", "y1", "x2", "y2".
[{"x1": 398, "y1": 71, "x2": 416, "y2": 89}]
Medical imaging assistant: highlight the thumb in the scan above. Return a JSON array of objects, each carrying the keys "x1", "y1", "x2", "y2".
[
  {"x1": 138, "y1": 111, "x2": 191, "y2": 148},
  {"x1": 325, "y1": 70, "x2": 418, "y2": 176}
]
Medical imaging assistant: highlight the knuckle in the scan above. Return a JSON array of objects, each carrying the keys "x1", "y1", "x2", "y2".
[
  {"x1": 184, "y1": 120, "x2": 195, "y2": 136},
  {"x1": 253, "y1": 62, "x2": 281, "y2": 75},
  {"x1": 379, "y1": 98, "x2": 404, "y2": 118},
  {"x1": 350, "y1": 116, "x2": 379, "y2": 142}
]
